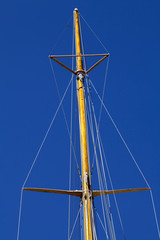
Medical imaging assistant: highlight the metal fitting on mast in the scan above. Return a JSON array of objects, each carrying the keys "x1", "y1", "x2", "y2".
[{"x1": 76, "y1": 72, "x2": 85, "y2": 82}]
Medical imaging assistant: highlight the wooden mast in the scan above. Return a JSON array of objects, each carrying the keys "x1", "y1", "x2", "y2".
[{"x1": 74, "y1": 8, "x2": 93, "y2": 240}]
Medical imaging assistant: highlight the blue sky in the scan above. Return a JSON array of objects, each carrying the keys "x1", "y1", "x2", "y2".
[{"x1": 1, "y1": 0, "x2": 160, "y2": 239}]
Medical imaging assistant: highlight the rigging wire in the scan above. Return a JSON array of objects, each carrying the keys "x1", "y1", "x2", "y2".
[
  {"x1": 79, "y1": 15, "x2": 92, "y2": 186},
  {"x1": 79, "y1": 15, "x2": 87, "y2": 72},
  {"x1": 80, "y1": 13, "x2": 109, "y2": 53},
  {"x1": 85, "y1": 85, "x2": 109, "y2": 239},
  {"x1": 150, "y1": 190, "x2": 160, "y2": 238},
  {"x1": 69, "y1": 203, "x2": 83, "y2": 240},
  {"x1": 79, "y1": 13, "x2": 159, "y2": 239},
  {"x1": 50, "y1": 15, "x2": 73, "y2": 54},
  {"x1": 91, "y1": 57, "x2": 110, "y2": 176},
  {"x1": 49, "y1": 59, "x2": 82, "y2": 180},
  {"x1": 68, "y1": 70, "x2": 74, "y2": 238},
  {"x1": 86, "y1": 82, "x2": 116, "y2": 240},
  {"x1": 79, "y1": 14, "x2": 111, "y2": 239},
  {"x1": 68, "y1": 17, "x2": 75, "y2": 240},
  {"x1": 92, "y1": 205, "x2": 98, "y2": 240},
  {"x1": 85, "y1": 92, "x2": 110, "y2": 240},
  {"x1": 79, "y1": 15, "x2": 112, "y2": 238},
  {"x1": 79, "y1": 11, "x2": 111, "y2": 179},
  {"x1": 79, "y1": 22, "x2": 113, "y2": 240},
  {"x1": 94, "y1": 207, "x2": 109, "y2": 236},
  {"x1": 80, "y1": 10, "x2": 160, "y2": 240},
  {"x1": 16, "y1": 9, "x2": 153, "y2": 240},
  {"x1": 86, "y1": 74, "x2": 126, "y2": 239},
  {"x1": 90, "y1": 80, "x2": 150, "y2": 188},
  {"x1": 79, "y1": 10, "x2": 127, "y2": 240},
  {"x1": 16, "y1": 75, "x2": 73, "y2": 240},
  {"x1": 17, "y1": 9, "x2": 159, "y2": 240},
  {"x1": 24, "y1": 78, "x2": 73, "y2": 189},
  {"x1": 78, "y1": 14, "x2": 99, "y2": 240},
  {"x1": 17, "y1": 189, "x2": 23, "y2": 240},
  {"x1": 68, "y1": 16, "x2": 82, "y2": 240},
  {"x1": 99, "y1": 134, "x2": 127, "y2": 240},
  {"x1": 90, "y1": 79, "x2": 160, "y2": 239}
]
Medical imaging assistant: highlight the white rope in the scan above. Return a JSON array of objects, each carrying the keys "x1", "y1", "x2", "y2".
[
  {"x1": 68, "y1": 18, "x2": 75, "y2": 240},
  {"x1": 49, "y1": 60, "x2": 81, "y2": 179},
  {"x1": 80, "y1": 203, "x2": 83, "y2": 240},
  {"x1": 90, "y1": 79, "x2": 150, "y2": 188},
  {"x1": 87, "y1": 89, "x2": 116, "y2": 240},
  {"x1": 85, "y1": 60, "x2": 125, "y2": 237},
  {"x1": 69, "y1": 204, "x2": 82, "y2": 240},
  {"x1": 68, "y1": 76, "x2": 73, "y2": 240},
  {"x1": 50, "y1": 15, "x2": 72, "y2": 54},
  {"x1": 80, "y1": 12, "x2": 109, "y2": 196},
  {"x1": 79, "y1": 15, "x2": 87, "y2": 72},
  {"x1": 80, "y1": 13, "x2": 109, "y2": 53},
  {"x1": 79, "y1": 12, "x2": 159, "y2": 239},
  {"x1": 95, "y1": 207, "x2": 109, "y2": 237},
  {"x1": 91, "y1": 205, "x2": 98, "y2": 240},
  {"x1": 17, "y1": 189, "x2": 23, "y2": 240},
  {"x1": 84, "y1": 83, "x2": 109, "y2": 239},
  {"x1": 85, "y1": 82, "x2": 115, "y2": 239},
  {"x1": 85, "y1": 74, "x2": 116, "y2": 239},
  {"x1": 90, "y1": 79, "x2": 160, "y2": 238},
  {"x1": 79, "y1": 14, "x2": 92, "y2": 182},
  {"x1": 87, "y1": 72, "x2": 125, "y2": 238},
  {"x1": 25, "y1": 77, "x2": 73, "y2": 188},
  {"x1": 150, "y1": 190, "x2": 160, "y2": 238},
  {"x1": 16, "y1": 75, "x2": 72, "y2": 240},
  {"x1": 79, "y1": 18, "x2": 94, "y2": 187},
  {"x1": 91, "y1": 57, "x2": 110, "y2": 173},
  {"x1": 85, "y1": 95, "x2": 110, "y2": 239},
  {"x1": 98, "y1": 57, "x2": 110, "y2": 127},
  {"x1": 99, "y1": 134, "x2": 126, "y2": 239},
  {"x1": 79, "y1": 15, "x2": 110, "y2": 180}
]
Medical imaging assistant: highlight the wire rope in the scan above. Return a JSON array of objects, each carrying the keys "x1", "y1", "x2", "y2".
[
  {"x1": 49, "y1": 59, "x2": 81, "y2": 180},
  {"x1": 86, "y1": 75, "x2": 126, "y2": 239},
  {"x1": 85, "y1": 95, "x2": 110, "y2": 240},
  {"x1": 79, "y1": 12, "x2": 123, "y2": 239},
  {"x1": 85, "y1": 83, "x2": 112, "y2": 239},
  {"x1": 79, "y1": 13, "x2": 111, "y2": 182},
  {"x1": 91, "y1": 57, "x2": 110, "y2": 176},
  {"x1": 95, "y1": 207, "x2": 109, "y2": 236},
  {"x1": 79, "y1": 16, "x2": 112, "y2": 239},
  {"x1": 99, "y1": 133, "x2": 127, "y2": 239},
  {"x1": 86, "y1": 84, "x2": 116, "y2": 240},
  {"x1": 80, "y1": 13, "x2": 109, "y2": 53},
  {"x1": 150, "y1": 190, "x2": 160, "y2": 238},
  {"x1": 79, "y1": 11, "x2": 159, "y2": 239},
  {"x1": 68, "y1": 16, "x2": 75, "y2": 240},
  {"x1": 79, "y1": 15, "x2": 94, "y2": 188},
  {"x1": 16, "y1": 75, "x2": 73, "y2": 240},
  {"x1": 90, "y1": 79, "x2": 160, "y2": 239},
  {"x1": 50, "y1": 15, "x2": 73, "y2": 54},
  {"x1": 84, "y1": 72, "x2": 116, "y2": 239},
  {"x1": 69, "y1": 203, "x2": 82, "y2": 240},
  {"x1": 17, "y1": 189, "x2": 23, "y2": 240},
  {"x1": 91, "y1": 202, "x2": 98, "y2": 240},
  {"x1": 90, "y1": 80, "x2": 150, "y2": 188}
]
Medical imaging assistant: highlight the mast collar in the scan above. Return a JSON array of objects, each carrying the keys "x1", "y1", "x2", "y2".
[{"x1": 76, "y1": 72, "x2": 85, "y2": 82}]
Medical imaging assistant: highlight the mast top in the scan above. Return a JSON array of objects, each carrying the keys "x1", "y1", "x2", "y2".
[{"x1": 74, "y1": 8, "x2": 78, "y2": 12}]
